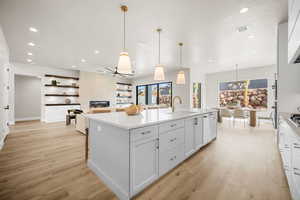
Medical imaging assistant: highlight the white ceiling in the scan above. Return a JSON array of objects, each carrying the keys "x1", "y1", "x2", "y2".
[{"x1": 0, "y1": 0, "x2": 287, "y2": 76}]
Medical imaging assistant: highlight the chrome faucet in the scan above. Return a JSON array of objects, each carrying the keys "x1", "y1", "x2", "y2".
[{"x1": 172, "y1": 96, "x2": 182, "y2": 112}]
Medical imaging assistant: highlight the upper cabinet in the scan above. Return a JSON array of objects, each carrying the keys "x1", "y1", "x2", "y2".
[{"x1": 288, "y1": 0, "x2": 300, "y2": 64}]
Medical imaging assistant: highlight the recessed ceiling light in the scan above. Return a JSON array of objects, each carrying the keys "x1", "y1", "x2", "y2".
[
  {"x1": 248, "y1": 35, "x2": 255, "y2": 39},
  {"x1": 28, "y1": 42, "x2": 35, "y2": 46},
  {"x1": 240, "y1": 8, "x2": 249, "y2": 14},
  {"x1": 81, "y1": 58, "x2": 86, "y2": 63},
  {"x1": 27, "y1": 58, "x2": 32, "y2": 62},
  {"x1": 94, "y1": 50, "x2": 100, "y2": 54},
  {"x1": 29, "y1": 27, "x2": 38, "y2": 32},
  {"x1": 27, "y1": 52, "x2": 33, "y2": 56},
  {"x1": 71, "y1": 65, "x2": 77, "y2": 68}
]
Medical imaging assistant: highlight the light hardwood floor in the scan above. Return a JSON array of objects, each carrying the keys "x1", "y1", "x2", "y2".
[{"x1": 0, "y1": 120, "x2": 291, "y2": 200}]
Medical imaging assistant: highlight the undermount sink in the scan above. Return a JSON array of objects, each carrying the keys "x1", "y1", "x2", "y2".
[{"x1": 166, "y1": 110, "x2": 197, "y2": 115}]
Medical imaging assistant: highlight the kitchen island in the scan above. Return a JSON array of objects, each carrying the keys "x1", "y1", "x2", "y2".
[{"x1": 85, "y1": 108, "x2": 218, "y2": 200}]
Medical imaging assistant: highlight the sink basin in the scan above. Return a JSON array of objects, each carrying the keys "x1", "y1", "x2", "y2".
[{"x1": 166, "y1": 111, "x2": 197, "y2": 115}]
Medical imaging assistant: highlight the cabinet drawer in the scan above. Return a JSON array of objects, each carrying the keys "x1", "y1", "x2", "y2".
[
  {"x1": 293, "y1": 169, "x2": 300, "y2": 197},
  {"x1": 131, "y1": 126, "x2": 158, "y2": 142},
  {"x1": 159, "y1": 128, "x2": 184, "y2": 152},
  {"x1": 159, "y1": 120, "x2": 184, "y2": 133},
  {"x1": 292, "y1": 140, "x2": 300, "y2": 169},
  {"x1": 159, "y1": 143, "x2": 184, "y2": 176}
]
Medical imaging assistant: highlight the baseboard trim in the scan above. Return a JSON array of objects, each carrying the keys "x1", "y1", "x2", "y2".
[
  {"x1": 0, "y1": 138, "x2": 4, "y2": 150},
  {"x1": 15, "y1": 117, "x2": 40, "y2": 122},
  {"x1": 87, "y1": 160, "x2": 130, "y2": 200},
  {"x1": 0, "y1": 130, "x2": 9, "y2": 150}
]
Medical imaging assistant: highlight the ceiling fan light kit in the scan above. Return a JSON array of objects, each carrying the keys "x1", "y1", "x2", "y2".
[
  {"x1": 176, "y1": 42, "x2": 186, "y2": 84},
  {"x1": 154, "y1": 28, "x2": 165, "y2": 81},
  {"x1": 117, "y1": 5, "x2": 132, "y2": 75}
]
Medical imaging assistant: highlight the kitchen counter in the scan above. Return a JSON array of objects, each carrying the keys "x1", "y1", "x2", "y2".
[
  {"x1": 280, "y1": 112, "x2": 300, "y2": 137},
  {"x1": 86, "y1": 108, "x2": 218, "y2": 200},
  {"x1": 85, "y1": 108, "x2": 217, "y2": 130}
]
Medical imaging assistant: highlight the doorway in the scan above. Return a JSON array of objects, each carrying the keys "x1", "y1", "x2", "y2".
[{"x1": 14, "y1": 74, "x2": 41, "y2": 122}]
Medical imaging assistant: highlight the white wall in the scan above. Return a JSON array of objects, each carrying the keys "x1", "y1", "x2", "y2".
[
  {"x1": 15, "y1": 75, "x2": 41, "y2": 121},
  {"x1": 205, "y1": 65, "x2": 276, "y2": 112},
  {"x1": 79, "y1": 71, "x2": 132, "y2": 111},
  {"x1": 0, "y1": 26, "x2": 10, "y2": 149},
  {"x1": 9, "y1": 62, "x2": 79, "y2": 124},
  {"x1": 132, "y1": 69, "x2": 190, "y2": 108},
  {"x1": 278, "y1": 23, "x2": 300, "y2": 113}
]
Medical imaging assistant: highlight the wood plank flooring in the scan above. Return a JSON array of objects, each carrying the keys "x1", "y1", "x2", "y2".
[{"x1": 0, "y1": 120, "x2": 291, "y2": 200}]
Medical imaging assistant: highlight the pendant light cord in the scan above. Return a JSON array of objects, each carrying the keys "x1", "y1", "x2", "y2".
[
  {"x1": 180, "y1": 44, "x2": 182, "y2": 66},
  {"x1": 235, "y1": 64, "x2": 238, "y2": 81},
  {"x1": 123, "y1": 10, "x2": 126, "y2": 51},
  {"x1": 158, "y1": 30, "x2": 161, "y2": 64}
]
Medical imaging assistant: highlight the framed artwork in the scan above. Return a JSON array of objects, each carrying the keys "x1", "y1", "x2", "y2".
[{"x1": 193, "y1": 82, "x2": 201, "y2": 108}]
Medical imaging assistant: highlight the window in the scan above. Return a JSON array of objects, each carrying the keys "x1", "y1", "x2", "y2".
[
  {"x1": 136, "y1": 82, "x2": 172, "y2": 106},
  {"x1": 137, "y1": 85, "x2": 147, "y2": 105},
  {"x1": 219, "y1": 79, "x2": 268, "y2": 109}
]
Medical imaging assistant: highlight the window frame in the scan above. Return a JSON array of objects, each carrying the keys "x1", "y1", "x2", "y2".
[{"x1": 136, "y1": 81, "x2": 172, "y2": 106}]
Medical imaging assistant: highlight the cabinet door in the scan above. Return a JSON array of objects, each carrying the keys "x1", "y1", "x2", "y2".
[
  {"x1": 209, "y1": 113, "x2": 217, "y2": 140},
  {"x1": 184, "y1": 118, "x2": 195, "y2": 157},
  {"x1": 203, "y1": 115, "x2": 210, "y2": 145},
  {"x1": 195, "y1": 116, "x2": 203, "y2": 150},
  {"x1": 131, "y1": 138, "x2": 158, "y2": 195}
]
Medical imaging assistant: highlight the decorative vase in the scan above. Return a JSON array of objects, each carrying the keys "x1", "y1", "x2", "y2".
[{"x1": 51, "y1": 80, "x2": 57, "y2": 86}]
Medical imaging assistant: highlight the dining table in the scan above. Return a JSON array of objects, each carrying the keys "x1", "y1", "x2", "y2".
[{"x1": 214, "y1": 107, "x2": 266, "y2": 127}]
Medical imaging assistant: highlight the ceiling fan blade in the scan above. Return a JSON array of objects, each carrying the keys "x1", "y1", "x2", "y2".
[
  {"x1": 121, "y1": 73, "x2": 134, "y2": 76},
  {"x1": 105, "y1": 67, "x2": 114, "y2": 72}
]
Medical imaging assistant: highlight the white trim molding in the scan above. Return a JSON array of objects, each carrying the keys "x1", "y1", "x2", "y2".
[{"x1": 15, "y1": 117, "x2": 40, "y2": 122}]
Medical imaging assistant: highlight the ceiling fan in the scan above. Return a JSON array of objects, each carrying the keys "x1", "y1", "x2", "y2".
[{"x1": 97, "y1": 66, "x2": 135, "y2": 78}]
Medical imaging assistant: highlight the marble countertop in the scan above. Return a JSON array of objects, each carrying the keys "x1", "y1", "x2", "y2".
[
  {"x1": 85, "y1": 108, "x2": 217, "y2": 130},
  {"x1": 280, "y1": 112, "x2": 300, "y2": 138}
]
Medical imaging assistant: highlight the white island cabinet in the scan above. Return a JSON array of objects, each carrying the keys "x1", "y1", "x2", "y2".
[
  {"x1": 278, "y1": 114, "x2": 300, "y2": 200},
  {"x1": 86, "y1": 109, "x2": 217, "y2": 200}
]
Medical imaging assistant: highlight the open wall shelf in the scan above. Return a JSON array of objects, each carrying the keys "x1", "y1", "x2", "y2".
[
  {"x1": 44, "y1": 84, "x2": 79, "y2": 88},
  {"x1": 45, "y1": 103, "x2": 81, "y2": 106},
  {"x1": 116, "y1": 82, "x2": 133, "y2": 106},
  {"x1": 45, "y1": 94, "x2": 79, "y2": 97},
  {"x1": 45, "y1": 74, "x2": 79, "y2": 80}
]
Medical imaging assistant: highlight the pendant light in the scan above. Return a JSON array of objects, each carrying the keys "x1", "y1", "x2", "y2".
[
  {"x1": 154, "y1": 28, "x2": 165, "y2": 80},
  {"x1": 117, "y1": 5, "x2": 132, "y2": 74},
  {"x1": 176, "y1": 42, "x2": 186, "y2": 84}
]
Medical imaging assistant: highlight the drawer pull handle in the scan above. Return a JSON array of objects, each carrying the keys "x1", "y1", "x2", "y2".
[
  {"x1": 169, "y1": 138, "x2": 177, "y2": 142},
  {"x1": 294, "y1": 172, "x2": 300, "y2": 176},
  {"x1": 170, "y1": 124, "x2": 176, "y2": 128},
  {"x1": 141, "y1": 131, "x2": 151, "y2": 135},
  {"x1": 294, "y1": 167, "x2": 300, "y2": 170},
  {"x1": 170, "y1": 156, "x2": 177, "y2": 161},
  {"x1": 293, "y1": 143, "x2": 300, "y2": 145},
  {"x1": 294, "y1": 146, "x2": 300, "y2": 149}
]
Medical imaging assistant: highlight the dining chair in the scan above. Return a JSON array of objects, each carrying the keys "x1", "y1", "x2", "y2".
[
  {"x1": 233, "y1": 109, "x2": 249, "y2": 128},
  {"x1": 258, "y1": 111, "x2": 274, "y2": 127},
  {"x1": 220, "y1": 109, "x2": 233, "y2": 126}
]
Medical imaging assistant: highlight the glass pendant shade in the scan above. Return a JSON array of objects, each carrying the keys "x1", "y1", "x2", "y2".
[
  {"x1": 117, "y1": 51, "x2": 132, "y2": 74},
  {"x1": 154, "y1": 64, "x2": 165, "y2": 80},
  {"x1": 176, "y1": 70, "x2": 186, "y2": 84}
]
